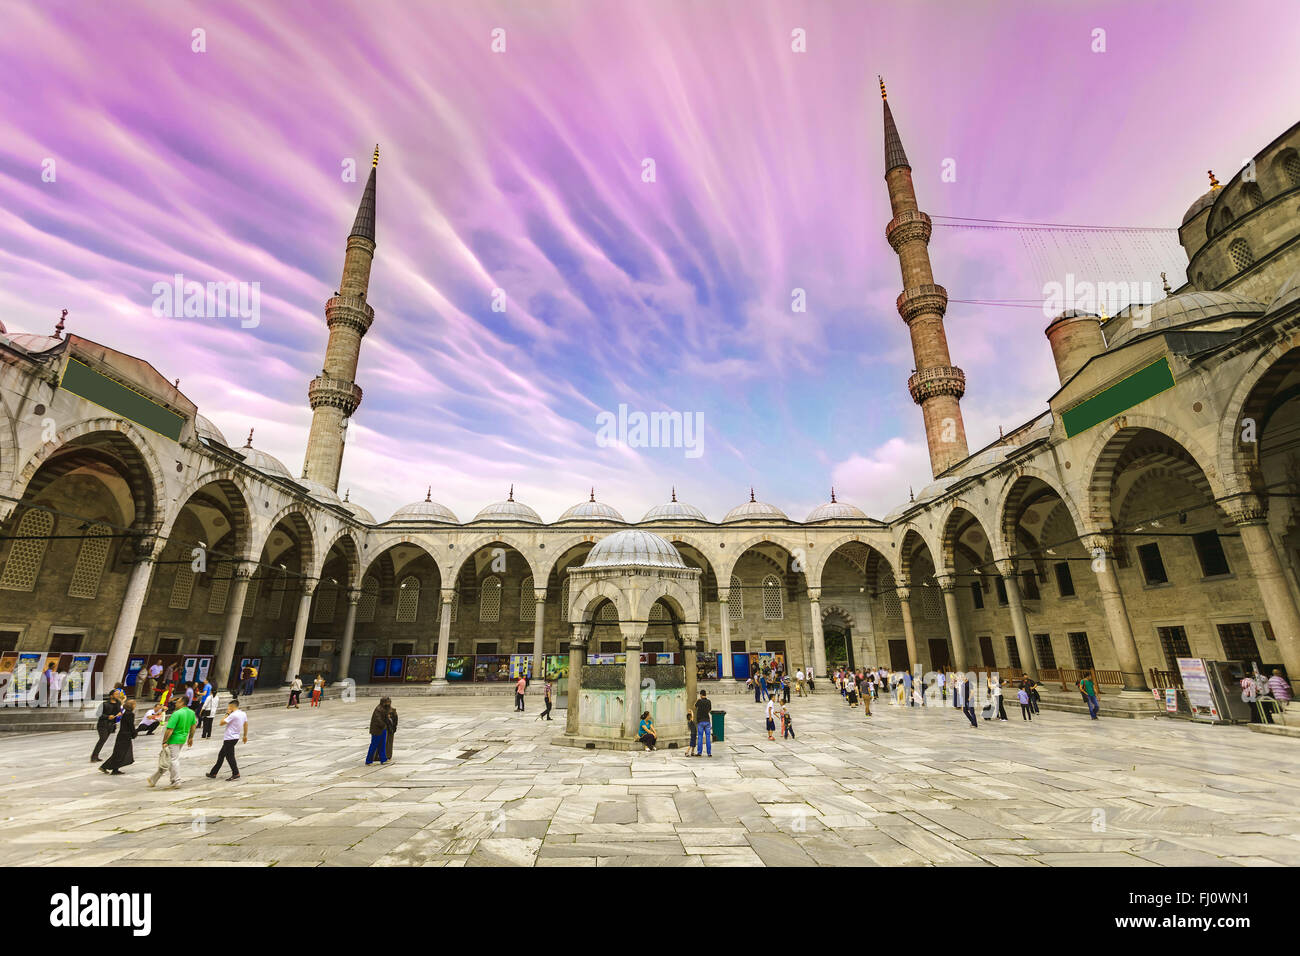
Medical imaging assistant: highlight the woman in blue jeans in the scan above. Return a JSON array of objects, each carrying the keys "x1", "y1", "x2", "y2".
[{"x1": 366, "y1": 698, "x2": 392, "y2": 764}]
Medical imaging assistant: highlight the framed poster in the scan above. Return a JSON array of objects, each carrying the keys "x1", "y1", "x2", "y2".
[
  {"x1": 445, "y1": 656, "x2": 471, "y2": 682},
  {"x1": 182, "y1": 657, "x2": 198, "y2": 682},
  {"x1": 11, "y1": 652, "x2": 44, "y2": 703},
  {"x1": 196, "y1": 657, "x2": 212, "y2": 682},
  {"x1": 64, "y1": 655, "x2": 94, "y2": 699},
  {"x1": 371, "y1": 657, "x2": 389, "y2": 679},
  {"x1": 405, "y1": 655, "x2": 437, "y2": 682},
  {"x1": 126, "y1": 656, "x2": 145, "y2": 688},
  {"x1": 387, "y1": 657, "x2": 404, "y2": 679},
  {"x1": 509, "y1": 655, "x2": 532, "y2": 679},
  {"x1": 1177, "y1": 658, "x2": 1219, "y2": 721},
  {"x1": 544, "y1": 655, "x2": 569, "y2": 681}
]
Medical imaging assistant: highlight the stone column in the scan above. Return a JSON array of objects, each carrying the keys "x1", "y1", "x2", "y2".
[
  {"x1": 1222, "y1": 495, "x2": 1300, "y2": 693},
  {"x1": 807, "y1": 587, "x2": 826, "y2": 677},
  {"x1": 621, "y1": 622, "x2": 646, "y2": 740},
  {"x1": 680, "y1": 623, "x2": 700, "y2": 710},
  {"x1": 1079, "y1": 537, "x2": 1146, "y2": 692},
  {"x1": 996, "y1": 561, "x2": 1039, "y2": 681},
  {"x1": 717, "y1": 588, "x2": 734, "y2": 678},
  {"x1": 530, "y1": 589, "x2": 547, "y2": 679},
  {"x1": 334, "y1": 588, "x2": 360, "y2": 687},
  {"x1": 213, "y1": 561, "x2": 255, "y2": 689},
  {"x1": 565, "y1": 622, "x2": 590, "y2": 735},
  {"x1": 283, "y1": 578, "x2": 316, "y2": 688},
  {"x1": 103, "y1": 537, "x2": 159, "y2": 689},
  {"x1": 896, "y1": 585, "x2": 919, "y2": 669},
  {"x1": 935, "y1": 573, "x2": 968, "y2": 673},
  {"x1": 433, "y1": 589, "x2": 454, "y2": 683}
]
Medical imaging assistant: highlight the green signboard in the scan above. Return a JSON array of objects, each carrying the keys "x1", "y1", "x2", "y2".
[
  {"x1": 59, "y1": 358, "x2": 186, "y2": 441},
  {"x1": 1061, "y1": 357, "x2": 1176, "y2": 438}
]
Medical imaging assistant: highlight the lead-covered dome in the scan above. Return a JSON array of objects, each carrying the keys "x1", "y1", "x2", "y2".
[
  {"x1": 557, "y1": 491, "x2": 626, "y2": 523},
  {"x1": 237, "y1": 430, "x2": 293, "y2": 482},
  {"x1": 194, "y1": 415, "x2": 228, "y2": 447},
  {"x1": 389, "y1": 488, "x2": 459, "y2": 524},
  {"x1": 1265, "y1": 268, "x2": 1300, "y2": 317},
  {"x1": 641, "y1": 488, "x2": 708, "y2": 522},
  {"x1": 473, "y1": 486, "x2": 542, "y2": 524},
  {"x1": 583, "y1": 529, "x2": 686, "y2": 570},
  {"x1": 1106, "y1": 290, "x2": 1265, "y2": 349},
  {"x1": 1182, "y1": 188, "x2": 1219, "y2": 226},
  {"x1": 300, "y1": 478, "x2": 344, "y2": 507},
  {"x1": 805, "y1": 489, "x2": 868, "y2": 522},
  {"x1": 722, "y1": 490, "x2": 788, "y2": 523}
]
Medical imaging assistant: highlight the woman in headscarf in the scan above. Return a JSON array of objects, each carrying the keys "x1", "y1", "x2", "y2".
[{"x1": 99, "y1": 699, "x2": 139, "y2": 775}]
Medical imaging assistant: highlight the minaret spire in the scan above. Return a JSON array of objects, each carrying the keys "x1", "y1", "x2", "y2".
[
  {"x1": 302, "y1": 146, "x2": 379, "y2": 491},
  {"x1": 881, "y1": 82, "x2": 968, "y2": 476}
]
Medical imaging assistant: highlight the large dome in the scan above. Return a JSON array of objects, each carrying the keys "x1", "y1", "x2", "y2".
[
  {"x1": 583, "y1": 529, "x2": 686, "y2": 570},
  {"x1": 1106, "y1": 290, "x2": 1265, "y2": 349},
  {"x1": 389, "y1": 489, "x2": 459, "y2": 524},
  {"x1": 805, "y1": 490, "x2": 868, "y2": 522},
  {"x1": 473, "y1": 487, "x2": 542, "y2": 524},
  {"x1": 1181, "y1": 187, "x2": 1219, "y2": 226},
  {"x1": 557, "y1": 491, "x2": 626, "y2": 523},
  {"x1": 237, "y1": 430, "x2": 293, "y2": 482},
  {"x1": 641, "y1": 489, "x2": 708, "y2": 522},
  {"x1": 722, "y1": 490, "x2": 788, "y2": 523}
]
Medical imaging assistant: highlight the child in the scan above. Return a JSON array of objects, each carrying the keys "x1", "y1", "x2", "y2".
[
  {"x1": 781, "y1": 705, "x2": 794, "y2": 739},
  {"x1": 686, "y1": 711, "x2": 697, "y2": 754},
  {"x1": 311, "y1": 674, "x2": 324, "y2": 707},
  {"x1": 1018, "y1": 686, "x2": 1033, "y2": 720},
  {"x1": 847, "y1": 681, "x2": 859, "y2": 708}
]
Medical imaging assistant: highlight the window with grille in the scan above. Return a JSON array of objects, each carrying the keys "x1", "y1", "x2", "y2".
[
  {"x1": 599, "y1": 641, "x2": 620, "y2": 653},
  {"x1": 762, "y1": 575, "x2": 783, "y2": 620},
  {"x1": 1217, "y1": 622, "x2": 1261, "y2": 663},
  {"x1": 1020, "y1": 570, "x2": 1040, "y2": 601},
  {"x1": 0, "y1": 509, "x2": 54, "y2": 592},
  {"x1": 357, "y1": 577, "x2": 378, "y2": 623},
  {"x1": 169, "y1": 563, "x2": 195, "y2": 610},
  {"x1": 1228, "y1": 238, "x2": 1255, "y2": 271},
  {"x1": 1244, "y1": 183, "x2": 1265, "y2": 208},
  {"x1": 1033, "y1": 633, "x2": 1056, "y2": 669},
  {"x1": 480, "y1": 575, "x2": 502, "y2": 622},
  {"x1": 729, "y1": 576, "x2": 743, "y2": 624},
  {"x1": 1192, "y1": 530, "x2": 1230, "y2": 577},
  {"x1": 1156, "y1": 625, "x2": 1191, "y2": 671},
  {"x1": 1282, "y1": 149, "x2": 1300, "y2": 187},
  {"x1": 995, "y1": 576, "x2": 1008, "y2": 606},
  {"x1": 597, "y1": 602, "x2": 617, "y2": 623},
  {"x1": 207, "y1": 562, "x2": 231, "y2": 614},
  {"x1": 920, "y1": 584, "x2": 942, "y2": 620},
  {"x1": 313, "y1": 584, "x2": 338, "y2": 624},
  {"x1": 1054, "y1": 562, "x2": 1075, "y2": 597},
  {"x1": 1005, "y1": 636, "x2": 1021, "y2": 669},
  {"x1": 1068, "y1": 632, "x2": 1094, "y2": 670},
  {"x1": 519, "y1": 576, "x2": 535, "y2": 622},
  {"x1": 881, "y1": 586, "x2": 901, "y2": 620},
  {"x1": 395, "y1": 576, "x2": 420, "y2": 623},
  {"x1": 560, "y1": 577, "x2": 570, "y2": 618},
  {"x1": 969, "y1": 580, "x2": 984, "y2": 609},
  {"x1": 449, "y1": 590, "x2": 458, "y2": 623},
  {"x1": 649, "y1": 601, "x2": 669, "y2": 623},
  {"x1": 241, "y1": 571, "x2": 259, "y2": 618},
  {"x1": 517, "y1": 642, "x2": 534, "y2": 654},
  {"x1": 268, "y1": 570, "x2": 286, "y2": 620},
  {"x1": 67, "y1": 523, "x2": 112, "y2": 599},
  {"x1": 1137, "y1": 543, "x2": 1168, "y2": 585},
  {"x1": 156, "y1": 637, "x2": 180, "y2": 655}
]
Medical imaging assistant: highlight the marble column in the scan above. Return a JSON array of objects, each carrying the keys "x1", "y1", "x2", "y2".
[
  {"x1": 996, "y1": 561, "x2": 1039, "y2": 681},
  {"x1": 103, "y1": 537, "x2": 159, "y2": 689},
  {"x1": 935, "y1": 573, "x2": 968, "y2": 673},
  {"x1": 1079, "y1": 537, "x2": 1145, "y2": 692},
  {"x1": 717, "y1": 589, "x2": 734, "y2": 678},
  {"x1": 897, "y1": 585, "x2": 919, "y2": 670},
  {"x1": 433, "y1": 589, "x2": 454, "y2": 683},
  {"x1": 530, "y1": 589, "x2": 547, "y2": 679},
  {"x1": 565, "y1": 622, "x2": 590, "y2": 735},
  {"x1": 334, "y1": 588, "x2": 360, "y2": 687},
  {"x1": 680, "y1": 623, "x2": 700, "y2": 711},
  {"x1": 807, "y1": 587, "x2": 826, "y2": 677},
  {"x1": 283, "y1": 578, "x2": 316, "y2": 688},
  {"x1": 1223, "y1": 494, "x2": 1300, "y2": 693},
  {"x1": 621, "y1": 622, "x2": 646, "y2": 739},
  {"x1": 213, "y1": 561, "x2": 255, "y2": 689}
]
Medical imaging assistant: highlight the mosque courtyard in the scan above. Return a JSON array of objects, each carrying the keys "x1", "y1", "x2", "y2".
[{"x1": 1, "y1": 694, "x2": 1296, "y2": 867}]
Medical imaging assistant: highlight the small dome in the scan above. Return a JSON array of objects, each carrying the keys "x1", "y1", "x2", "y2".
[
  {"x1": 641, "y1": 489, "x2": 708, "y2": 522},
  {"x1": 340, "y1": 491, "x2": 375, "y2": 524},
  {"x1": 389, "y1": 489, "x2": 459, "y2": 524},
  {"x1": 805, "y1": 490, "x2": 868, "y2": 523},
  {"x1": 1265, "y1": 268, "x2": 1300, "y2": 316},
  {"x1": 301, "y1": 478, "x2": 343, "y2": 507},
  {"x1": 722, "y1": 490, "x2": 788, "y2": 523},
  {"x1": 194, "y1": 415, "x2": 228, "y2": 447},
  {"x1": 915, "y1": 477, "x2": 958, "y2": 505},
  {"x1": 557, "y1": 491, "x2": 626, "y2": 524},
  {"x1": 958, "y1": 444, "x2": 1021, "y2": 476},
  {"x1": 583, "y1": 529, "x2": 686, "y2": 570},
  {"x1": 236, "y1": 431, "x2": 293, "y2": 482},
  {"x1": 1182, "y1": 188, "x2": 1218, "y2": 226},
  {"x1": 473, "y1": 486, "x2": 542, "y2": 524},
  {"x1": 1106, "y1": 290, "x2": 1265, "y2": 349},
  {"x1": 882, "y1": 501, "x2": 912, "y2": 523},
  {"x1": 7, "y1": 333, "x2": 63, "y2": 353}
]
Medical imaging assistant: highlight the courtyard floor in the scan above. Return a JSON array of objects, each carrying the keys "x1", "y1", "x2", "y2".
[{"x1": 0, "y1": 692, "x2": 1297, "y2": 867}]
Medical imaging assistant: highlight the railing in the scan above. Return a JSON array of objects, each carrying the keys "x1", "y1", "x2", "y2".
[{"x1": 1149, "y1": 668, "x2": 1184, "y2": 690}]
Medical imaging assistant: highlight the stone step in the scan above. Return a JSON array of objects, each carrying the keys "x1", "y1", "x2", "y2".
[{"x1": 1248, "y1": 722, "x2": 1300, "y2": 739}]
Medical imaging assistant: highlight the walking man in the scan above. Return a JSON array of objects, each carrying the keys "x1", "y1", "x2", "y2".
[
  {"x1": 206, "y1": 698, "x2": 247, "y2": 781},
  {"x1": 146, "y1": 699, "x2": 197, "y2": 788},
  {"x1": 958, "y1": 675, "x2": 979, "y2": 729},
  {"x1": 514, "y1": 673, "x2": 527, "y2": 712},
  {"x1": 1078, "y1": 673, "x2": 1100, "y2": 720},
  {"x1": 537, "y1": 677, "x2": 554, "y2": 720},
  {"x1": 91, "y1": 687, "x2": 124, "y2": 762},
  {"x1": 693, "y1": 690, "x2": 713, "y2": 757}
]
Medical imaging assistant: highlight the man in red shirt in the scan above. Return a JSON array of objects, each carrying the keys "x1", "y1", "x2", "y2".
[{"x1": 514, "y1": 674, "x2": 527, "y2": 712}]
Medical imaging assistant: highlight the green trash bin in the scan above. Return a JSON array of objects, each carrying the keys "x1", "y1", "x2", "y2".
[{"x1": 711, "y1": 710, "x2": 726, "y2": 743}]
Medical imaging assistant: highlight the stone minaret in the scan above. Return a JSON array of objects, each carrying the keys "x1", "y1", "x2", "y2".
[
  {"x1": 303, "y1": 145, "x2": 378, "y2": 490},
  {"x1": 880, "y1": 80, "x2": 968, "y2": 477}
]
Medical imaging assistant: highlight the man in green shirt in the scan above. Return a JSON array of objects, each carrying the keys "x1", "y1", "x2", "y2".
[
  {"x1": 1078, "y1": 674, "x2": 1100, "y2": 720},
  {"x1": 146, "y1": 702, "x2": 198, "y2": 788}
]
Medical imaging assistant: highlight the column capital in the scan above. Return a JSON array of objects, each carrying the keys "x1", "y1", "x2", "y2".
[
  {"x1": 571, "y1": 622, "x2": 592, "y2": 644},
  {"x1": 934, "y1": 572, "x2": 958, "y2": 591},
  {"x1": 806, "y1": 586, "x2": 821, "y2": 603},
  {"x1": 534, "y1": 588, "x2": 548, "y2": 604},
  {"x1": 1218, "y1": 492, "x2": 1268, "y2": 526},
  {"x1": 895, "y1": 586, "x2": 911, "y2": 601},
  {"x1": 297, "y1": 575, "x2": 318, "y2": 595},
  {"x1": 440, "y1": 588, "x2": 455, "y2": 604},
  {"x1": 993, "y1": 558, "x2": 1018, "y2": 578},
  {"x1": 619, "y1": 621, "x2": 647, "y2": 646},
  {"x1": 229, "y1": 559, "x2": 260, "y2": 580},
  {"x1": 716, "y1": 587, "x2": 730, "y2": 603},
  {"x1": 1079, "y1": 532, "x2": 1119, "y2": 557},
  {"x1": 346, "y1": 587, "x2": 362, "y2": 605},
  {"x1": 128, "y1": 530, "x2": 164, "y2": 563}
]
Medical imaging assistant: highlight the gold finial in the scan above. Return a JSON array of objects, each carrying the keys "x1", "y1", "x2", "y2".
[
  {"x1": 372, "y1": 144, "x2": 380, "y2": 168},
  {"x1": 1208, "y1": 169, "x2": 1220, "y2": 190},
  {"x1": 878, "y1": 75, "x2": 887, "y2": 100}
]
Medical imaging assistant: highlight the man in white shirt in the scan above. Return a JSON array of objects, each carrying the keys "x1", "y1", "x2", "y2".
[
  {"x1": 206, "y1": 699, "x2": 248, "y2": 781},
  {"x1": 795, "y1": 669, "x2": 805, "y2": 697},
  {"x1": 764, "y1": 696, "x2": 777, "y2": 740}
]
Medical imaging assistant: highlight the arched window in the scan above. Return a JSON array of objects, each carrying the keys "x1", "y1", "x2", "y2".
[
  {"x1": 920, "y1": 583, "x2": 943, "y2": 620},
  {"x1": 649, "y1": 601, "x2": 669, "y2": 623},
  {"x1": 729, "y1": 575, "x2": 743, "y2": 624},
  {"x1": 1229, "y1": 238, "x2": 1255, "y2": 272},
  {"x1": 0, "y1": 508, "x2": 54, "y2": 592},
  {"x1": 169, "y1": 562, "x2": 195, "y2": 610},
  {"x1": 313, "y1": 583, "x2": 338, "y2": 623},
  {"x1": 762, "y1": 574, "x2": 784, "y2": 620},
  {"x1": 519, "y1": 575, "x2": 535, "y2": 622},
  {"x1": 268, "y1": 569, "x2": 287, "y2": 620},
  {"x1": 241, "y1": 570, "x2": 259, "y2": 618},
  {"x1": 1243, "y1": 182, "x2": 1265, "y2": 208},
  {"x1": 560, "y1": 576, "x2": 570, "y2": 619},
  {"x1": 597, "y1": 601, "x2": 617, "y2": 623},
  {"x1": 67, "y1": 523, "x2": 113, "y2": 599},
  {"x1": 1218, "y1": 206, "x2": 1235, "y2": 232},
  {"x1": 357, "y1": 576, "x2": 378, "y2": 623},
  {"x1": 395, "y1": 575, "x2": 420, "y2": 623},
  {"x1": 450, "y1": 590, "x2": 459, "y2": 623},
  {"x1": 1276, "y1": 148, "x2": 1300, "y2": 187},
  {"x1": 480, "y1": 575, "x2": 502, "y2": 622},
  {"x1": 207, "y1": 561, "x2": 231, "y2": 614}
]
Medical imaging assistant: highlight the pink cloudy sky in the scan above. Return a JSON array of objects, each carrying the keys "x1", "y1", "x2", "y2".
[{"x1": 1, "y1": 0, "x2": 1296, "y2": 523}]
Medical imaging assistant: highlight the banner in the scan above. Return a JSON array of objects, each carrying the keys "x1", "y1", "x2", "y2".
[{"x1": 1177, "y1": 657, "x2": 1219, "y2": 720}]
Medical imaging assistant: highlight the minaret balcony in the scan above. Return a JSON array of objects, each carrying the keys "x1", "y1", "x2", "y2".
[
  {"x1": 896, "y1": 284, "x2": 948, "y2": 323},
  {"x1": 308, "y1": 373, "x2": 363, "y2": 415},
  {"x1": 907, "y1": 365, "x2": 966, "y2": 404},
  {"x1": 324, "y1": 294, "x2": 375, "y2": 335},
  {"x1": 886, "y1": 209, "x2": 932, "y2": 250}
]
